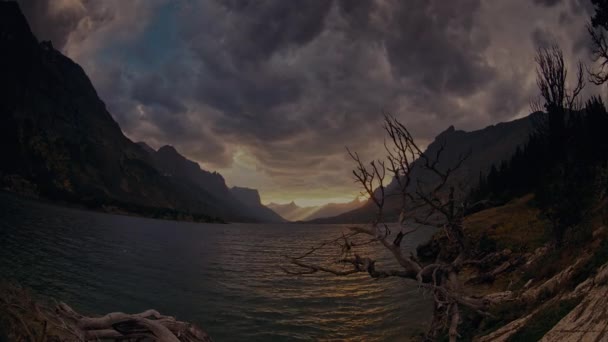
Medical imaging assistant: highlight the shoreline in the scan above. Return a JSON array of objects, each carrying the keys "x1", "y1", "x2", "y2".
[
  {"x1": 0, "y1": 189, "x2": 228, "y2": 225},
  {"x1": 0, "y1": 283, "x2": 213, "y2": 341}
]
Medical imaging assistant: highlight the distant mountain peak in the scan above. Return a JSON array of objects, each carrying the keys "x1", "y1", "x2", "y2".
[
  {"x1": 230, "y1": 187, "x2": 285, "y2": 222},
  {"x1": 136, "y1": 142, "x2": 156, "y2": 154},
  {"x1": 266, "y1": 197, "x2": 364, "y2": 222},
  {"x1": 435, "y1": 125, "x2": 460, "y2": 141},
  {"x1": 157, "y1": 145, "x2": 179, "y2": 154},
  {"x1": 231, "y1": 186, "x2": 261, "y2": 203}
]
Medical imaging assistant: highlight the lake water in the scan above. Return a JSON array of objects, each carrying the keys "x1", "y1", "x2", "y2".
[{"x1": 0, "y1": 193, "x2": 434, "y2": 341}]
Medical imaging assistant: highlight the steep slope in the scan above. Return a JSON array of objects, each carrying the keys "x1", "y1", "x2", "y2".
[
  {"x1": 230, "y1": 187, "x2": 285, "y2": 222},
  {"x1": 152, "y1": 145, "x2": 233, "y2": 199},
  {"x1": 142, "y1": 144, "x2": 284, "y2": 222},
  {"x1": 314, "y1": 115, "x2": 535, "y2": 223},
  {"x1": 136, "y1": 141, "x2": 156, "y2": 155},
  {"x1": 0, "y1": 2, "x2": 245, "y2": 222},
  {"x1": 305, "y1": 198, "x2": 363, "y2": 221}
]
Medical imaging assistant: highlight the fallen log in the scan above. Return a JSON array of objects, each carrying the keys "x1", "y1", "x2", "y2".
[{"x1": 0, "y1": 284, "x2": 212, "y2": 341}]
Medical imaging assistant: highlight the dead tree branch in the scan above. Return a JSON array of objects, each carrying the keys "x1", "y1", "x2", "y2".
[
  {"x1": 283, "y1": 115, "x2": 503, "y2": 340},
  {"x1": 588, "y1": 23, "x2": 608, "y2": 85},
  {"x1": 0, "y1": 284, "x2": 212, "y2": 342}
]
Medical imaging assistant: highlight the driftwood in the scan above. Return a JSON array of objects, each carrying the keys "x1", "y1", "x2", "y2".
[
  {"x1": 283, "y1": 115, "x2": 494, "y2": 341},
  {"x1": 281, "y1": 44, "x2": 603, "y2": 340},
  {"x1": 0, "y1": 284, "x2": 212, "y2": 342}
]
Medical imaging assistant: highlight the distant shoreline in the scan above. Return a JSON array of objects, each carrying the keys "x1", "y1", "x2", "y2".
[
  {"x1": 0, "y1": 189, "x2": 359, "y2": 226},
  {"x1": 0, "y1": 189, "x2": 227, "y2": 225}
]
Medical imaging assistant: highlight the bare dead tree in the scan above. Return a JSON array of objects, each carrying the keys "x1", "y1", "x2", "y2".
[
  {"x1": 588, "y1": 0, "x2": 608, "y2": 86},
  {"x1": 531, "y1": 45, "x2": 585, "y2": 142},
  {"x1": 534, "y1": 45, "x2": 585, "y2": 114},
  {"x1": 347, "y1": 147, "x2": 387, "y2": 225},
  {"x1": 588, "y1": 24, "x2": 608, "y2": 85},
  {"x1": 283, "y1": 114, "x2": 503, "y2": 341}
]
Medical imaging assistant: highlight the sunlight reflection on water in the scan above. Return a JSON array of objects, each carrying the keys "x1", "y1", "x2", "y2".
[{"x1": 0, "y1": 193, "x2": 435, "y2": 341}]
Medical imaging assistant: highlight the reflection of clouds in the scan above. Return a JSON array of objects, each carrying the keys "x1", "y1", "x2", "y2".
[{"x1": 18, "y1": 0, "x2": 599, "y2": 204}]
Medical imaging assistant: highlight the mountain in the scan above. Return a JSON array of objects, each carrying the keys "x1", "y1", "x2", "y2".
[
  {"x1": 267, "y1": 202, "x2": 320, "y2": 221},
  {"x1": 305, "y1": 198, "x2": 363, "y2": 221},
  {"x1": 267, "y1": 198, "x2": 363, "y2": 222},
  {"x1": 313, "y1": 115, "x2": 535, "y2": 223},
  {"x1": 150, "y1": 145, "x2": 232, "y2": 199},
  {"x1": 136, "y1": 142, "x2": 156, "y2": 155},
  {"x1": 142, "y1": 144, "x2": 284, "y2": 222},
  {"x1": 230, "y1": 187, "x2": 285, "y2": 222},
  {"x1": 0, "y1": 2, "x2": 279, "y2": 223}
]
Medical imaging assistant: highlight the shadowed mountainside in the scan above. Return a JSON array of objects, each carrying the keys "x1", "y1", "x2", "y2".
[
  {"x1": 139, "y1": 143, "x2": 284, "y2": 222},
  {"x1": 0, "y1": 2, "x2": 280, "y2": 223},
  {"x1": 312, "y1": 114, "x2": 536, "y2": 223},
  {"x1": 230, "y1": 186, "x2": 285, "y2": 222}
]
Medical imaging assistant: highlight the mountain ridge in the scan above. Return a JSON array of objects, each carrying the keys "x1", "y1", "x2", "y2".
[
  {"x1": 0, "y1": 2, "x2": 280, "y2": 223},
  {"x1": 140, "y1": 143, "x2": 285, "y2": 223},
  {"x1": 311, "y1": 114, "x2": 535, "y2": 223},
  {"x1": 267, "y1": 198, "x2": 363, "y2": 222}
]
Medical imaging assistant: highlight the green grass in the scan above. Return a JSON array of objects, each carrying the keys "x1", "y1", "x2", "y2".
[{"x1": 465, "y1": 194, "x2": 550, "y2": 253}]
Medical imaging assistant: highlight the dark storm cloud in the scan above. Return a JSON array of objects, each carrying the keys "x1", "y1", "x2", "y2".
[
  {"x1": 177, "y1": 0, "x2": 333, "y2": 139},
  {"x1": 336, "y1": 0, "x2": 375, "y2": 29},
  {"x1": 380, "y1": 1, "x2": 495, "y2": 97},
  {"x1": 16, "y1": 0, "x2": 599, "y2": 202},
  {"x1": 532, "y1": 27, "x2": 557, "y2": 49},
  {"x1": 170, "y1": 0, "x2": 496, "y2": 152},
  {"x1": 16, "y1": 0, "x2": 115, "y2": 50},
  {"x1": 569, "y1": 0, "x2": 595, "y2": 16},
  {"x1": 212, "y1": 1, "x2": 333, "y2": 64},
  {"x1": 17, "y1": 0, "x2": 83, "y2": 48},
  {"x1": 131, "y1": 73, "x2": 186, "y2": 113},
  {"x1": 534, "y1": 0, "x2": 562, "y2": 7},
  {"x1": 534, "y1": 0, "x2": 564, "y2": 7}
]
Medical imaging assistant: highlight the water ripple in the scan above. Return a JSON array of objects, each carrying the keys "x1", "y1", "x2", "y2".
[{"x1": 0, "y1": 193, "x2": 434, "y2": 341}]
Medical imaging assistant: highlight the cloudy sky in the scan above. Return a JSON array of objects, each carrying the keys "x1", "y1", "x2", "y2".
[{"x1": 17, "y1": 0, "x2": 599, "y2": 206}]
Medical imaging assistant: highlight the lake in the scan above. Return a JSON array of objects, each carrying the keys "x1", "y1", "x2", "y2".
[{"x1": 0, "y1": 193, "x2": 434, "y2": 341}]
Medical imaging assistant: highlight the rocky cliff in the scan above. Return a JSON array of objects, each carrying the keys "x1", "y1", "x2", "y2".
[
  {"x1": 141, "y1": 144, "x2": 283, "y2": 222},
  {"x1": 230, "y1": 187, "x2": 285, "y2": 222},
  {"x1": 0, "y1": 2, "x2": 280, "y2": 223}
]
